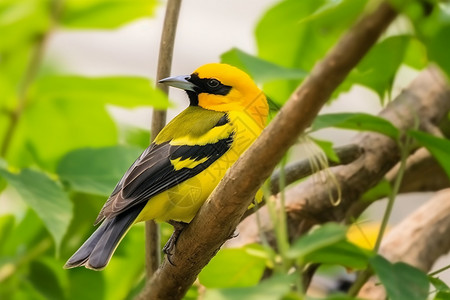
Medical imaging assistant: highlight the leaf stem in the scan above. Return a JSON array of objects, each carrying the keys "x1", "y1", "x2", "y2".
[
  {"x1": 348, "y1": 135, "x2": 412, "y2": 296},
  {"x1": 429, "y1": 264, "x2": 450, "y2": 277}
]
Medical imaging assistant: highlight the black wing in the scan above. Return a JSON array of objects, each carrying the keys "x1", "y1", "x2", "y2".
[{"x1": 95, "y1": 123, "x2": 233, "y2": 224}]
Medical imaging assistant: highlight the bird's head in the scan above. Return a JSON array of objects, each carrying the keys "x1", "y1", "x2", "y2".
[{"x1": 159, "y1": 63, "x2": 268, "y2": 127}]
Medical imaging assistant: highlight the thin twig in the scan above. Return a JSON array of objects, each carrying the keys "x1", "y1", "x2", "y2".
[
  {"x1": 143, "y1": 0, "x2": 183, "y2": 284},
  {"x1": 146, "y1": 3, "x2": 398, "y2": 299},
  {"x1": 0, "y1": 0, "x2": 62, "y2": 157}
]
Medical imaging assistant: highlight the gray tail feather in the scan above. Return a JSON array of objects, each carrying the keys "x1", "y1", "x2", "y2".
[{"x1": 64, "y1": 203, "x2": 144, "y2": 270}]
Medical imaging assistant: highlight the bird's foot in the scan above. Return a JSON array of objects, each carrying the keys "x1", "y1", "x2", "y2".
[{"x1": 163, "y1": 220, "x2": 188, "y2": 266}]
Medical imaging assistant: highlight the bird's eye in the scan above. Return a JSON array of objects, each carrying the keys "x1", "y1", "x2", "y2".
[{"x1": 207, "y1": 79, "x2": 220, "y2": 88}]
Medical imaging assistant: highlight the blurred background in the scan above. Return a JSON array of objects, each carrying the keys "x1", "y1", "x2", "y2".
[{"x1": 1, "y1": 0, "x2": 449, "y2": 299}]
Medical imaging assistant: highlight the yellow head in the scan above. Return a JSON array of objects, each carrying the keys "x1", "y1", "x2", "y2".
[{"x1": 159, "y1": 63, "x2": 268, "y2": 128}]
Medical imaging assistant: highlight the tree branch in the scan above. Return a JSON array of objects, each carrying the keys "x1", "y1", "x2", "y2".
[
  {"x1": 358, "y1": 188, "x2": 450, "y2": 299},
  {"x1": 143, "y1": 0, "x2": 182, "y2": 283},
  {"x1": 145, "y1": 2, "x2": 398, "y2": 299},
  {"x1": 270, "y1": 144, "x2": 363, "y2": 195}
]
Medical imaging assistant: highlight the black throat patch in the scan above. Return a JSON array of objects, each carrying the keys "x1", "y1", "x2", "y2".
[{"x1": 186, "y1": 73, "x2": 232, "y2": 107}]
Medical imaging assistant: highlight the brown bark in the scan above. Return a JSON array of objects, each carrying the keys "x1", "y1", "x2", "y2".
[{"x1": 144, "y1": 3, "x2": 398, "y2": 299}]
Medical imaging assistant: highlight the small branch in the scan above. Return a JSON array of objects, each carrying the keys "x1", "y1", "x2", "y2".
[
  {"x1": 1, "y1": 32, "x2": 46, "y2": 157},
  {"x1": 142, "y1": 0, "x2": 183, "y2": 284},
  {"x1": 387, "y1": 147, "x2": 450, "y2": 194},
  {"x1": 270, "y1": 144, "x2": 363, "y2": 195},
  {"x1": 358, "y1": 189, "x2": 450, "y2": 299},
  {"x1": 146, "y1": 3, "x2": 398, "y2": 299}
]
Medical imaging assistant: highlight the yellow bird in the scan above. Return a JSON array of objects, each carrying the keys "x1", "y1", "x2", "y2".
[{"x1": 64, "y1": 63, "x2": 268, "y2": 270}]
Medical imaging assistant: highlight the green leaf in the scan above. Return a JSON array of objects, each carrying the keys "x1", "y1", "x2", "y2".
[
  {"x1": 0, "y1": 0, "x2": 50, "y2": 52},
  {"x1": 287, "y1": 223, "x2": 347, "y2": 260},
  {"x1": 311, "y1": 113, "x2": 399, "y2": 139},
  {"x1": 303, "y1": 240, "x2": 373, "y2": 269},
  {"x1": 221, "y1": 48, "x2": 307, "y2": 84},
  {"x1": 1, "y1": 209, "x2": 44, "y2": 256},
  {"x1": 415, "y1": 5, "x2": 450, "y2": 77},
  {"x1": 61, "y1": 0, "x2": 158, "y2": 29},
  {"x1": 255, "y1": 0, "x2": 367, "y2": 103},
  {"x1": 0, "y1": 168, "x2": 72, "y2": 249},
  {"x1": 67, "y1": 268, "x2": 105, "y2": 300},
  {"x1": 7, "y1": 76, "x2": 167, "y2": 170},
  {"x1": 429, "y1": 276, "x2": 450, "y2": 292},
  {"x1": 57, "y1": 146, "x2": 143, "y2": 196},
  {"x1": 118, "y1": 123, "x2": 151, "y2": 149},
  {"x1": 204, "y1": 274, "x2": 297, "y2": 300},
  {"x1": 361, "y1": 179, "x2": 392, "y2": 202},
  {"x1": 338, "y1": 35, "x2": 410, "y2": 100},
  {"x1": 434, "y1": 291, "x2": 450, "y2": 300},
  {"x1": 404, "y1": 38, "x2": 428, "y2": 70},
  {"x1": 199, "y1": 246, "x2": 267, "y2": 288},
  {"x1": 370, "y1": 255, "x2": 429, "y2": 300},
  {"x1": 408, "y1": 131, "x2": 450, "y2": 179},
  {"x1": 0, "y1": 214, "x2": 15, "y2": 254},
  {"x1": 312, "y1": 138, "x2": 339, "y2": 163}
]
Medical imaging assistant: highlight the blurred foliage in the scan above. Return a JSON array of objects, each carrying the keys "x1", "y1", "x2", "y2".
[{"x1": 1, "y1": 0, "x2": 450, "y2": 299}]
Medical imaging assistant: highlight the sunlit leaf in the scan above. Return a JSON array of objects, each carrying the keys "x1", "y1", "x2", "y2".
[
  {"x1": 61, "y1": 0, "x2": 158, "y2": 29},
  {"x1": 404, "y1": 37, "x2": 428, "y2": 70},
  {"x1": 221, "y1": 48, "x2": 307, "y2": 84},
  {"x1": 287, "y1": 223, "x2": 347, "y2": 260},
  {"x1": 370, "y1": 255, "x2": 429, "y2": 300},
  {"x1": 57, "y1": 146, "x2": 142, "y2": 196},
  {"x1": 0, "y1": 168, "x2": 72, "y2": 249},
  {"x1": 311, "y1": 113, "x2": 399, "y2": 139},
  {"x1": 0, "y1": 0, "x2": 50, "y2": 52},
  {"x1": 199, "y1": 247, "x2": 267, "y2": 288},
  {"x1": 408, "y1": 131, "x2": 450, "y2": 179},
  {"x1": 204, "y1": 274, "x2": 297, "y2": 300},
  {"x1": 0, "y1": 214, "x2": 15, "y2": 254}
]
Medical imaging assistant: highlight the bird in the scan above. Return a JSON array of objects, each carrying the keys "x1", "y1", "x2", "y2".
[{"x1": 64, "y1": 63, "x2": 269, "y2": 270}]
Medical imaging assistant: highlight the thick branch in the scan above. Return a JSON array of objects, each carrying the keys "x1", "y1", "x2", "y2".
[
  {"x1": 143, "y1": 0, "x2": 182, "y2": 283},
  {"x1": 358, "y1": 189, "x2": 450, "y2": 299},
  {"x1": 387, "y1": 147, "x2": 450, "y2": 194},
  {"x1": 146, "y1": 3, "x2": 398, "y2": 299},
  {"x1": 230, "y1": 66, "x2": 450, "y2": 249}
]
